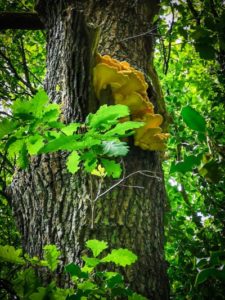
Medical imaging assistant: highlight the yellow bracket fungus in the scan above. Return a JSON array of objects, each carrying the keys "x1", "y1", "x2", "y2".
[{"x1": 93, "y1": 54, "x2": 169, "y2": 151}]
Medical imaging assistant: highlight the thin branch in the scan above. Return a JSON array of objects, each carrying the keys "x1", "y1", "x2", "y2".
[
  {"x1": 95, "y1": 170, "x2": 162, "y2": 201},
  {"x1": 0, "y1": 49, "x2": 27, "y2": 86},
  {"x1": 118, "y1": 26, "x2": 158, "y2": 43},
  {"x1": 119, "y1": 184, "x2": 144, "y2": 189},
  {"x1": 19, "y1": 37, "x2": 36, "y2": 94},
  {"x1": 0, "y1": 12, "x2": 44, "y2": 30},
  {"x1": 0, "y1": 111, "x2": 13, "y2": 118},
  {"x1": 163, "y1": 4, "x2": 175, "y2": 75}
]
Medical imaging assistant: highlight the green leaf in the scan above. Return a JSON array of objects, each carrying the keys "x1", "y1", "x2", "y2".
[
  {"x1": 42, "y1": 106, "x2": 60, "y2": 122},
  {"x1": 66, "y1": 151, "x2": 80, "y2": 174},
  {"x1": 0, "y1": 118, "x2": 18, "y2": 139},
  {"x1": 195, "y1": 267, "x2": 217, "y2": 285},
  {"x1": 170, "y1": 154, "x2": 202, "y2": 174},
  {"x1": 26, "y1": 135, "x2": 44, "y2": 155},
  {"x1": 86, "y1": 240, "x2": 108, "y2": 257},
  {"x1": 61, "y1": 123, "x2": 80, "y2": 135},
  {"x1": 12, "y1": 89, "x2": 49, "y2": 119},
  {"x1": 41, "y1": 245, "x2": 60, "y2": 271},
  {"x1": 32, "y1": 89, "x2": 49, "y2": 109},
  {"x1": 17, "y1": 143, "x2": 29, "y2": 169},
  {"x1": 30, "y1": 287, "x2": 47, "y2": 300},
  {"x1": 181, "y1": 106, "x2": 206, "y2": 132},
  {"x1": 39, "y1": 135, "x2": 79, "y2": 153},
  {"x1": 101, "y1": 159, "x2": 122, "y2": 178},
  {"x1": 104, "y1": 121, "x2": 144, "y2": 137},
  {"x1": 0, "y1": 245, "x2": 25, "y2": 264},
  {"x1": 77, "y1": 281, "x2": 97, "y2": 291},
  {"x1": 7, "y1": 139, "x2": 24, "y2": 158},
  {"x1": 82, "y1": 256, "x2": 100, "y2": 267},
  {"x1": 82, "y1": 151, "x2": 98, "y2": 172},
  {"x1": 102, "y1": 140, "x2": 129, "y2": 157},
  {"x1": 106, "y1": 273, "x2": 124, "y2": 288},
  {"x1": 12, "y1": 99, "x2": 35, "y2": 120},
  {"x1": 87, "y1": 105, "x2": 130, "y2": 130},
  {"x1": 65, "y1": 262, "x2": 88, "y2": 279},
  {"x1": 101, "y1": 249, "x2": 137, "y2": 267},
  {"x1": 50, "y1": 288, "x2": 72, "y2": 300},
  {"x1": 12, "y1": 268, "x2": 39, "y2": 298}
]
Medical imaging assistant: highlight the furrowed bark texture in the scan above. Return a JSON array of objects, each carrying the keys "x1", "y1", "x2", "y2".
[{"x1": 11, "y1": 0, "x2": 169, "y2": 298}]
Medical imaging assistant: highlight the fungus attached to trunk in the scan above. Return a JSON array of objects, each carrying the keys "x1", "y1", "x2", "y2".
[{"x1": 93, "y1": 54, "x2": 169, "y2": 151}]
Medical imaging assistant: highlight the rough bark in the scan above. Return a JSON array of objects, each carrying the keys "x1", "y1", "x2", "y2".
[{"x1": 11, "y1": 0, "x2": 169, "y2": 298}]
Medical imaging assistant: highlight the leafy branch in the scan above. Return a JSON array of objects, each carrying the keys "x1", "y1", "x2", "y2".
[{"x1": 0, "y1": 89, "x2": 144, "y2": 179}]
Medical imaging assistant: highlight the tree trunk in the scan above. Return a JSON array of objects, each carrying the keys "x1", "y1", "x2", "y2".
[{"x1": 11, "y1": 0, "x2": 169, "y2": 298}]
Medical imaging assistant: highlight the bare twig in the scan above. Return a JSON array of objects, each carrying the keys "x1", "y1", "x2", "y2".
[
  {"x1": 19, "y1": 37, "x2": 36, "y2": 94},
  {"x1": 163, "y1": 4, "x2": 175, "y2": 75},
  {"x1": 95, "y1": 169, "x2": 161, "y2": 201},
  {"x1": 0, "y1": 111, "x2": 12, "y2": 118},
  {"x1": 118, "y1": 26, "x2": 158, "y2": 43},
  {"x1": 0, "y1": 49, "x2": 27, "y2": 86},
  {"x1": 88, "y1": 167, "x2": 161, "y2": 229},
  {"x1": 119, "y1": 184, "x2": 144, "y2": 189}
]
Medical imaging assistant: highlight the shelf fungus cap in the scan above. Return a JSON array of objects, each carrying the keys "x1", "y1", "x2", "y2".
[
  {"x1": 93, "y1": 55, "x2": 149, "y2": 104},
  {"x1": 93, "y1": 54, "x2": 169, "y2": 151},
  {"x1": 114, "y1": 92, "x2": 154, "y2": 116},
  {"x1": 135, "y1": 127, "x2": 169, "y2": 151},
  {"x1": 134, "y1": 114, "x2": 169, "y2": 151}
]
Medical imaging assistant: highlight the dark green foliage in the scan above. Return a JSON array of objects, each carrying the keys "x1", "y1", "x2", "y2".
[
  {"x1": 0, "y1": 240, "x2": 146, "y2": 300},
  {"x1": 157, "y1": 0, "x2": 225, "y2": 298}
]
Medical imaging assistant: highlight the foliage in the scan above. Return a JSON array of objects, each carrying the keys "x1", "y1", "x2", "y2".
[
  {"x1": 156, "y1": 0, "x2": 225, "y2": 298},
  {"x1": 0, "y1": 239, "x2": 146, "y2": 300},
  {"x1": 0, "y1": 89, "x2": 144, "y2": 178}
]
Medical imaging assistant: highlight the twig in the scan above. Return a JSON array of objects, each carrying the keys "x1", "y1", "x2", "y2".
[
  {"x1": 19, "y1": 37, "x2": 36, "y2": 94},
  {"x1": 0, "y1": 111, "x2": 12, "y2": 118},
  {"x1": 88, "y1": 168, "x2": 161, "y2": 229},
  {"x1": 119, "y1": 184, "x2": 144, "y2": 189},
  {"x1": 95, "y1": 169, "x2": 161, "y2": 201},
  {"x1": 118, "y1": 27, "x2": 158, "y2": 43},
  {"x1": 0, "y1": 49, "x2": 27, "y2": 87},
  {"x1": 163, "y1": 4, "x2": 175, "y2": 75}
]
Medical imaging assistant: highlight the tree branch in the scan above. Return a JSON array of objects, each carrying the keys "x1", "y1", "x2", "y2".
[
  {"x1": 0, "y1": 12, "x2": 44, "y2": 30},
  {"x1": 0, "y1": 49, "x2": 28, "y2": 86},
  {"x1": 19, "y1": 37, "x2": 36, "y2": 94},
  {"x1": 186, "y1": 0, "x2": 201, "y2": 25}
]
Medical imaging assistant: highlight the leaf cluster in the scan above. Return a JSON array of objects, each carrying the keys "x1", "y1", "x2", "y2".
[
  {"x1": 0, "y1": 89, "x2": 144, "y2": 179},
  {"x1": 0, "y1": 239, "x2": 146, "y2": 300},
  {"x1": 156, "y1": 1, "x2": 225, "y2": 298}
]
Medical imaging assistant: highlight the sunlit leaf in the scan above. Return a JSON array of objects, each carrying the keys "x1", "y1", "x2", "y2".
[
  {"x1": 66, "y1": 151, "x2": 80, "y2": 174},
  {"x1": 101, "y1": 249, "x2": 137, "y2": 267},
  {"x1": 0, "y1": 245, "x2": 25, "y2": 264},
  {"x1": 181, "y1": 106, "x2": 206, "y2": 132},
  {"x1": 86, "y1": 240, "x2": 108, "y2": 257}
]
